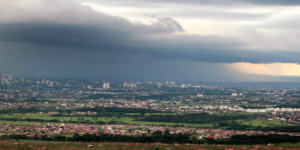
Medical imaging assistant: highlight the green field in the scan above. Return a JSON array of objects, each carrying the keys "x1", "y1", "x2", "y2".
[
  {"x1": 0, "y1": 113, "x2": 296, "y2": 129},
  {"x1": 0, "y1": 120, "x2": 39, "y2": 125},
  {"x1": 0, "y1": 113, "x2": 213, "y2": 127}
]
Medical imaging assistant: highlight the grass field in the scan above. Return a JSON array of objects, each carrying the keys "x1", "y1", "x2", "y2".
[
  {"x1": 0, "y1": 120, "x2": 39, "y2": 125},
  {"x1": 0, "y1": 113, "x2": 213, "y2": 127},
  {"x1": 0, "y1": 113, "x2": 296, "y2": 128}
]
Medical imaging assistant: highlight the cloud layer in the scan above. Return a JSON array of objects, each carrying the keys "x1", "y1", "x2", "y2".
[{"x1": 1, "y1": 0, "x2": 300, "y2": 65}]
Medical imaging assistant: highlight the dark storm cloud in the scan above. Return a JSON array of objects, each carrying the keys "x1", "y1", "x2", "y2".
[
  {"x1": 1, "y1": 0, "x2": 300, "y2": 64},
  {"x1": 2, "y1": 20, "x2": 300, "y2": 64},
  {"x1": 0, "y1": 19, "x2": 183, "y2": 49}
]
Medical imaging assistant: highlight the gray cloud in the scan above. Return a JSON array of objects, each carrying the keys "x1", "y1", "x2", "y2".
[
  {"x1": 163, "y1": 10, "x2": 270, "y2": 21},
  {"x1": 1, "y1": 0, "x2": 300, "y2": 65}
]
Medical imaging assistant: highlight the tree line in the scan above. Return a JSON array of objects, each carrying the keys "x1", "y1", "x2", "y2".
[
  {"x1": 76, "y1": 107, "x2": 163, "y2": 113},
  {"x1": 3, "y1": 133, "x2": 300, "y2": 145},
  {"x1": 134, "y1": 113, "x2": 253, "y2": 124}
]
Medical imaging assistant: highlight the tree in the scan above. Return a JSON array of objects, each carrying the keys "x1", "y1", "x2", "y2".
[
  {"x1": 164, "y1": 129, "x2": 170, "y2": 135},
  {"x1": 152, "y1": 130, "x2": 162, "y2": 136}
]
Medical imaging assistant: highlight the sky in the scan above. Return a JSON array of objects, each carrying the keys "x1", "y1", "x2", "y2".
[{"x1": 1, "y1": 0, "x2": 300, "y2": 82}]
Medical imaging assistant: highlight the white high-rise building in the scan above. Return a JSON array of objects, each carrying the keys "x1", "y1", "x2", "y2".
[
  {"x1": 170, "y1": 82, "x2": 175, "y2": 85},
  {"x1": 103, "y1": 82, "x2": 110, "y2": 88},
  {"x1": 130, "y1": 83, "x2": 136, "y2": 88},
  {"x1": 49, "y1": 81, "x2": 54, "y2": 86}
]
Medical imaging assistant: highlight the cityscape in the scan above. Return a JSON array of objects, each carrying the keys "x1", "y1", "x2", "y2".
[
  {"x1": 1, "y1": 74, "x2": 300, "y2": 149},
  {"x1": 3, "y1": 0, "x2": 300, "y2": 149}
]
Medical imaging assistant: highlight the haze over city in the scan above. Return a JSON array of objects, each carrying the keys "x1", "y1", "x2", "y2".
[{"x1": 1, "y1": 0, "x2": 300, "y2": 82}]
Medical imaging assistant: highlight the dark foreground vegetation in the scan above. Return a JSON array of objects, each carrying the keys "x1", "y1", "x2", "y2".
[{"x1": 3, "y1": 133, "x2": 300, "y2": 145}]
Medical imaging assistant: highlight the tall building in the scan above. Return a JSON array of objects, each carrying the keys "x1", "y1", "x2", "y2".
[
  {"x1": 42, "y1": 79, "x2": 46, "y2": 84},
  {"x1": 0, "y1": 74, "x2": 12, "y2": 82},
  {"x1": 170, "y1": 82, "x2": 175, "y2": 85},
  {"x1": 103, "y1": 82, "x2": 110, "y2": 88},
  {"x1": 8, "y1": 75, "x2": 12, "y2": 81},
  {"x1": 49, "y1": 81, "x2": 54, "y2": 86}
]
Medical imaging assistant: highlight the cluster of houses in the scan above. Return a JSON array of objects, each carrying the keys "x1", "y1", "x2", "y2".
[
  {"x1": 255, "y1": 111, "x2": 300, "y2": 125},
  {"x1": 3, "y1": 98, "x2": 300, "y2": 116},
  {"x1": 1, "y1": 123, "x2": 300, "y2": 140}
]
